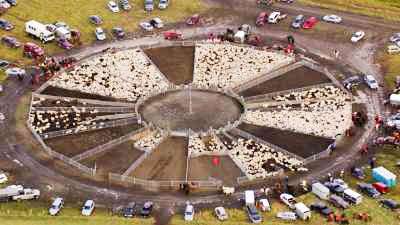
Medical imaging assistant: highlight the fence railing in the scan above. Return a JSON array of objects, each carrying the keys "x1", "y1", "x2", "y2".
[
  {"x1": 32, "y1": 93, "x2": 136, "y2": 107},
  {"x1": 31, "y1": 106, "x2": 136, "y2": 113},
  {"x1": 303, "y1": 146, "x2": 332, "y2": 165}
]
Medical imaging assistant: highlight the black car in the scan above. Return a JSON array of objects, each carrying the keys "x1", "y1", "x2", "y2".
[
  {"x1": 380, "y1": 199, "x2": 399, "y2": 210},
  {"x1": 122, "y1": 206, "x2": 135, "y2": 218},
  {"x1": 88, "y1": 15, "x2": 103, "y2": 25},
  {"x1": 357, "y1": 182, "x2": 380, "y2": 198},
  {"x1": 310, "y1": 202, "x2": 334, "y2": 217},
  {"x1": 141, "y1": 201, "x2": 153, "y2": 217},
  {"x1": 0, "y1": 59, "x2": 9, "y2": 69},
  {"x1": 6, "y1": 0, "x2": 17, "y2": 6},
  {"x1": 324, "y1": 182, "x2": 346, "y2": 195},
  {"x1": 329, "y1": 195, "x2": 349, "y2": 209},
  {"x1": 1, "y1": 35, "x2": 21, "y2": 48},
  {"x1": 112, "y1": 27, "x2": 125, "y2": 38},
  {"x1": 343, "y1": 75, "x2": 361, "y2": 90},
  {"x1": 0, "y1": 19, "x2": 14, "y2": 31}
]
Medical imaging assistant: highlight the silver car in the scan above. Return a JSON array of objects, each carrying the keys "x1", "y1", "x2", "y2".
[
  {"x1": 139, "y1": 22, "x2": 153, "y2": 31},
  {"x1": 144, "y1": 0, "x2": 153, "y2": 11},
  {"x1": 389, "y1": 33, "x2": 400, "y2": 43},
  {"x1": 291, "y1": 14, "x2": 305, "y2": 29},
  {"x1": 322, "y1": 14, "x2": 342, "y2": 23}
]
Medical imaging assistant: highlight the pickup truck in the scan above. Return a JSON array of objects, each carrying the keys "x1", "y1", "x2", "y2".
[{"x1": 12, "y1": 188, "x2": 40, "y2": 201}]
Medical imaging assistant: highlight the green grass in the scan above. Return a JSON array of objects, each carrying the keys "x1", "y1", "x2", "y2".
[
  {"x1": 0, "y1": 0, "x2": 206, "y2": 63},
  {"x1": 169, "y1": 146, "x2": 400, "y2": 225},
  {"x1": 0, "y1": 70, "x2": 7, "y2": 83},
  {"x1": 377, "y1": 48, "x2": 400, "y2": 90},
  {"x1": 299, "y1": 0, "x2": 400, "y2": 22},
  {"x1": 0, "y1": 201, "x2": 155, "y2": 225}
]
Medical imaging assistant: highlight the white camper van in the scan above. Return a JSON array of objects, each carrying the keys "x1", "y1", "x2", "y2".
[
  {"x1": 25, "y1": 20, "x2": 55, "y2": 43},
  {"x1": 312, "y1": 182, "x2": 330, "y2": 200},
  {"x1": 294, "y1": 202, "x2": 311, "y2": 220},
  {"x1": 343, "y1": 189, "x2": 362, "y2": 205}
]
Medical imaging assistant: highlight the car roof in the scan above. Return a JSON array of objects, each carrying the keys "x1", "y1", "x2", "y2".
[
  {"x1": 84, "y1": 200, "x2": 94, "y2": 205},
  {"x1": 186, "y1": 204, "x2": 193, "y2": 211},
  {"x1": 53, "y1": 197, "x2": 63, "y2": 205}
]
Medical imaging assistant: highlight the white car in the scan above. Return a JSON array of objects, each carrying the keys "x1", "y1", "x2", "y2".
[
  {"x1": 81, "y1": 200, "x2": 95, "y2": 216},
  {"x1": 0, "y1": 0, "x2": 11, "y2": 9},
  {"x1": 158, "y1": 0, "x2": 169, "y2": 9},
  {"x1": 258, "y1": 199, "x2": 271, "y2": 212},
  {"x1": 95, "y1": 27, "x2": 106, "y2": 41},
  {"x1": 0, "y1": 173, "x2": 8, "y2": 184},
  {"x1": 268, "y1": 11, "x2": 281, "y2": 24},
  {"x1": 364, "y1": 75, "x2": 379, "y2": 90},
  {"x1": 5, "y1": 67, "x2": 26, "y2": 77},
  {"x1": 150, "y1": 17, "x2": 164, "y2": 28},
  {"x1": 49, "y1": 197, "x2": 64, "y2": 216},
  {"x1": 0, "y1": 113, "x2": 4, "y2": 121},
  {"x1": 280, "y1": 193, "x2": 296, "y2": 209},
  {"x1": 107, "y1": 1, "x2": 120, "y2": 13},
  {"x1": 388, "y1": 45, "x2": 400, "y2": 54},
  {"x1": 184, "y1": 204, "x2": 194, "y2": 221},
  {"x1": 214, "y1": 206, "x2": 228, "y2": 221},
  {"x1": 322, "y1": 14, "x2": 342, "y2": 23},
  {"x1": 351, "y1": 31, "x2": 365, "y2": 43},
  {"x1": 277, "y1": 211, "x2": 297, "y2": 221},
  {"x1": 139, "y1": 22, "x2": 154, "y2": 31}
]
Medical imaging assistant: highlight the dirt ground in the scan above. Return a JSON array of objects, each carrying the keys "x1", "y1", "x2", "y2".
[
  {"x1": 240, "y1": 66, "x2": 332, "y2": 97},
  {"x1": 81, "y1": 140, "x2": 144, "y2": 176},
  {"x1": 144, "y1": 46, "x2": 195, "y2": 85},
  {"x1": 238, "y1": 123, "x2": 334, "y2": 158},
  {"x1": 140, "y1": 90, "x2": 243, "y2": 132},
  {"x1": 45, "y1": 124, "x2": 142, "y2": 157},
  {"x1": 41, "y1": 86, "x2": 118, "y2": 102},
  {"x1": 188, "y1": 156, "x2": 244, "y2": 186},
  {"x1": 129, "y1": 136, "x2": 188, "y2": 180}
]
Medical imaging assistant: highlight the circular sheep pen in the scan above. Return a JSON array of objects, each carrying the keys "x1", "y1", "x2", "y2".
[{"x1": 27, "y1": 42, "x2": 359, "y2": 191}]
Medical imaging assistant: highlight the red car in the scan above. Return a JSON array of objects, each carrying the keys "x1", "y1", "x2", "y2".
[
  {"x1": 23, "y1": 42, "x2": 44, "y2": 59},
  {"x1": 373, "y1": 182, "x2": 390, "y2": 194},
  {"x1": 302, "y1": 16, "x2": 319, "y2": 29},
  {"x1": 256, "y1": 12, "x2": 268, "y2": 27}
]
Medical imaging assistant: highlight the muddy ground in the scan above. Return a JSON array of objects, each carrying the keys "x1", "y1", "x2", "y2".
[
  {"x1": 130, "y1": 136, "x2": 188, "y2": 180},
  {"x1": 41, "y1": 86, "x2": 119, "y2": 102},
  {"x1": 45, "y1": 124, "x2": 142, "y2": 157},
  {"x1": 188, "y1": 156, "x2": 244, "y2": 186},
  {"x1": 144, "y1": 46, "x2": 195, "y2": 85},
  {"x1": 238, "y1": 123, "x2": 334, "y2": 158},
  {"x1": 240, "y1": 66, "x2": 332, "y2": 97}
]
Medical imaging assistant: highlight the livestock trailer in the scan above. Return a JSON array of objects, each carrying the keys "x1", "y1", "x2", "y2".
[{"x1": 372, "y1": 166, "x2": 397, "y2": 188}]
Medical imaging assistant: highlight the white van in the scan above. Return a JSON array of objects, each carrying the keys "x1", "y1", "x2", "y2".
[
  {"x1": 312, "y1": 182, "x2": 330, "y2": 200},
  {"x1": 55, "y1": 27, "x2": 71, "y2": 40},
  {"x1": 245, "y1": 190, "x2": 255, "y2": 206},
  {"x1": 343, "y1": 189, "x2": 362, "y2": 205},
  {"x1": 268, "y1": 11, "x2": 281, "y2": 24},
  {"x1": 294, "y1": 202, "x2": 311, "y2": 220},
  {"x1": 25, "y1": 20, "x2": 55, "y2": 43}
]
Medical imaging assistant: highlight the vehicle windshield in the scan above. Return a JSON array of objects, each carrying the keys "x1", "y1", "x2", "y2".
[
  {"x1": 84, "y1": 205, "x2": 91, "y2": 210},
  {"x1": 51, "y1": 204, "x2": 58, "y2": 209},
  {"x1": 185, "y1": 211, "x2": 193, "y2": 216}
]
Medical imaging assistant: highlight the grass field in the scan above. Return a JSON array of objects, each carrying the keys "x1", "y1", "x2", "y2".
[
  {"x1": 376, "y1": 48, "x2": 400, "y2": 90},
  {"x1": 299, "y1": 0, "x2": 400, "y2": 22},
  {"x1": 0, "y1": 0, "x2": 205, "y2": 64},
  {"x1": 169, "y1": 146, "x2": 400, "y2": 225},
  {"x1": 0, "y1": 201, "x2": 155, "y2": 225}
]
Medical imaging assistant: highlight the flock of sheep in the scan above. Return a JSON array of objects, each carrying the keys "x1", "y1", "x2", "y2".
[{"x1": 134, "y1": 131, "x2": 165, "y2": 152}]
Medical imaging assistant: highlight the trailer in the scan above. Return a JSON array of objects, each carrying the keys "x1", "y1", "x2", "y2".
[
  {"x1": 312, "y1": 182, "x2": 330, "y2": 200},
  {"x1": 25, "y1": 20, "x2": 55, "y2": 43},
  {"x1": 12, "y1": 188, "x2": 40, "y2": 201},
  {"x1": 372, "y1": 166, "x2": 397, "y2": 188},
  {"x1": 390, "y1": 94, "x2": 400, "y2": 106},
  {"x1": 245, "y1": 190, "x2": 255, "y2": 206},
  {"x1": 0, "y1": 185, "x2": 24, "y2": 199}
]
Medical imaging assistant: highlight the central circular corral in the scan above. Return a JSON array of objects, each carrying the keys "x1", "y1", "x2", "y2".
[{"x1": 139, "y1": 89, "x2": 244, "y2": 133}]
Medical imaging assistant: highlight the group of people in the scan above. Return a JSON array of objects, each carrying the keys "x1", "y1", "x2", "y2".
[
  {"x1": 49, "y1": 48, "x2": 169, "y2": 103},
  {"x1": 245, "y1": 86, "x2": 352, "y2": 139},
  {"x1": 193, "y1": 43, "x2": 293, "y2": 89}
]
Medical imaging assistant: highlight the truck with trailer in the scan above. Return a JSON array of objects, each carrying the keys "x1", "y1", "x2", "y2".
[
  {"x1": 25, "y1": 20, "x2": 55, "y2": 43},
  {"x1": 0, "y1": 185, "x2": 24, "y2": 201}
]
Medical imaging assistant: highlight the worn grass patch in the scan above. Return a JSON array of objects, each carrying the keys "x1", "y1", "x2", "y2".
[
  {"x1": 0, "y1": 70, "x2": 8, "y2": 84},
  {"x1": 376, "y1": 49, "x2": 400, "y2": 90},
  {"x1": 0, "y1": 0, "x2": 205, "y2": 63},
  {"x1": 299, "y1": 0, "x2": 400, "y2": 22}
]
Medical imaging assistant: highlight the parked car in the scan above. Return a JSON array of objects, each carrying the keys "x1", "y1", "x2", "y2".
[
  {"x1": 214, "y1": 206, "x2": 228, "y2": 221},
  {"x1": 5, "y1": 67, "x2": 25, "y2": 77},
  {"x1": 280, "y1": 193, "x2": 296, "y2": 209},
  {"x1": 0, "y1": 173, "x2": 8, "y2": 184},
  {"x1": 387, "y1": 45, "x2": 400, "y2": 54},
  {"x1": 23, "y1": 42, "x2": 44, "y2": 58},
  {"x1": 324, "y1": 181, "x2": 347, "y2": 195},
  {"x1": 57, "y1": 38, "x2": 73, "y2": 50},
  {"x1": 1, "y1": 35, "x2": 21, "y2": 48},
  {"x1": 351, "y1": 31, "x2": 365, "y2": 43},
  {"x1": 276, "y1": 211, "x2": 297, "y2": 221},
  {"x1": 144, "y1": 0, "x2": 154, "y2": 11},
  {"x1": 389, "y1": 33, "x2": 400, "y2": 43},
  {"x1": 329, "y1": 195, "x2": 349, "y2": 209},
  {"x1": 310, "y1": 202, "x2": 333, "y2": 217},
  {"x1": 81, "y1": 200, "x2": 95, "y2": 216},
  {"x1": 158, "y1": 0, "x2": 169, "y2": 9},
  {"x1": 89, "y1": 15, "x2": 103, "y2": 25},
  {"x1": 351, "y1": 167, "x2": 365, "y2": 179},
  {"x1": 139, "y1": 22, "x2": 153, "y2": 31},
  {"x1": 268, "y1": 11, "x2": 281, "y2": 24},
  {"x1": 141, "y1": 201, "x2": 153, "y2": 217},
  {"x1": 186, "y1": 14, "x2": 200, "y2": 26},
  {"x1": 291, "y1": 14, "x2": 305, "y2": 29},
  {"x1": 380, "y1": 199, "x2": 399, "y2": 210},
  {"x1": 256, "y1": 12, "x2": 268, "y2": 26},
  {"x1": 0, "y1": 59, "x2": 9, "y2": 69},
  {"x1": 49, "y1": 197, "x2": 64, "y2": 216},
  {"x1": 111, "y1": 27, "x2": 125, "y2": 38},
  {"x1": 6, "y1": 0, "x2": 17, "y2": 6},
  {"x1": 0, "y1": 19, "x2": 13, "y2": 31},
  {"x1": 122, "y1": 204, "x2": 135, "y2": 218},
  {"x1": 322, "y1": 14, "x2": 342, "y2": 23},
  {"x1": 258, "y1": 199, "x2": 271, "y2": 212},
  {"x1": 95, "y1": 27, "x2": 106, "y2": 41},
  {"x1": 357, "y1": 182, "x2": 380, "y2": 198},
  {"x1": 0, "y1": 0, "x2": 10, "y2": 8},
  {"x1": 12, "y1": 188, "x2": 40, "y2": 201},
  {"x1": 246, "y1": 204, "x2": 262, "y2": 223},
  {"x1": 302, "y1": 17, "x2": 318, "y2": 29},
  {"x1": 119, "y1": 0, "x2": 131, "y2": 10},
  {"x1": 372, "y1": 182, "x2": 390, "y2": 194},
  {"x1": 107, "y1": 1, "x2": 120, "y2": 13},
  {"x1": 54, "y1": 21, "x2": 70, "y2": 31},
  {"x1": 150, "y1": 17, "x2": 164, "y2": 28},
  {"x1": 184, "y1": 204, "x2": 194, "y2": 221},
  {"x1": 364, "y1": 74, "x2": 379, "y2": 90}
]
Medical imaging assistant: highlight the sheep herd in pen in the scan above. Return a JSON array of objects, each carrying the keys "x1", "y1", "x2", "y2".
[
  {"x1": 193, "y1": 43, "x2": 294, "y2": 89},
  {"x1": 245, "y1": 86, "x2": 352, "y2": 138},
  {"x1": 134, "y1": 131, "x2": 165, "y2": 152}
]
